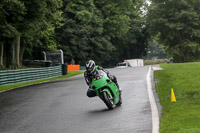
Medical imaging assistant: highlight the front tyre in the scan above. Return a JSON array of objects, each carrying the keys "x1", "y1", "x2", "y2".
[
  {"x1": 116, "y1": 91, "x2": 122, "y2": 106},
  {"x1": 102, "y1": 91, "x2": 115, "y2": 110}
]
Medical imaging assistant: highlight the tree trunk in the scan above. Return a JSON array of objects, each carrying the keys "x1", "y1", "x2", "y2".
[
  {"x1": 6, "y1": 42, "x2": 15, "y2": 69},
  {"x1": 0, "y1": 42, "x2": 4, "y2": 68},
  {"x1": 15, "y1": 35, "x2": 21, "y2": 68},
  {"x1": 20, "y1": 43, "x2": 25, "y2": 66}
]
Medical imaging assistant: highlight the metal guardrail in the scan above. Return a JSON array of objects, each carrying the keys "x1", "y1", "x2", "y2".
[
  {"x1": 0, "y1": 65, "x2": 62, "y2": 86},
  {"x1": 80, "y1": 66, "x2": 86, "y2": 70}
]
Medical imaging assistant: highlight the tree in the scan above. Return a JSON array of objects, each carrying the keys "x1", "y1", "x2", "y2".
[
  {"x1": 56, "y1": 0, "x2": 116, "y2": 65},
  {"x1": 0, "y1": 0, "x2": 62, "y2": 68},
  {"x1": 0, "y1": 0, "x2": 26, "y2": 68},
  {"x1": 147, "y1": 0, "x2": 200, "y2": 62},
  {"x1": 109, "y1": 0, "x2": 148, "y2": 65},
  {"x1": 94, "y1": 0, "x2": 131, "y2": 38},
  {"x1": 20, "y1": 0, "x2": 62, "y2": 64},
  {"x1": 146, "y1": 38, "x2": 167, "y2": 59},
  {"x1": 56, "y1": 0, "x2": 148, "y2": 67}
]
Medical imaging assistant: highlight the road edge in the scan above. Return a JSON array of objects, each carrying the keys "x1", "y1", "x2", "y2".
[{"x1": 146, "y1": 66, "x2": 160, "y2": 133}]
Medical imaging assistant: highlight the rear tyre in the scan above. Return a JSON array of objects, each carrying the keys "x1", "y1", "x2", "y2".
[{"x1": 102, "y1": 91, "x2": 115, "y2": 110}]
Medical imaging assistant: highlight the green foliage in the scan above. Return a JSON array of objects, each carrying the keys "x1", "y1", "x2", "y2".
[
  {"x1": 110, "y1": 0, "x2": 148, "y2": 65},
  {"x1": 0, "y1": 0, "x2": 63, "y2": 67},
  {"x1": 95, "y1": 0, "x2": 131, "y2": 38},
  {"x1": 0, "y1": 0, "x2": 26, "y2": 37},
  {"x1": 148, "y1": 0, "x2": 200, "y2": 62},
  {"x1": 56, "y1": 0, "x2": 98, "y2": 62},
  {"x1": 1, "y1": 0, "x2": 148, "y2": 68},
  {"x1": 22, "y1": 0, "x2": 63, "y2": 51},
  {"x1": 146, "y1": 38, "x2": 167, "y2": 59},
  {"x1": 56, "y1": 0, "x2": 148, "y2": 66}
]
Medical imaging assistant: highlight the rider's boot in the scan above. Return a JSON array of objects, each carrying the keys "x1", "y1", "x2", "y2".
[
  {"x1": 87, "y1": 88, "x2": 96, "y2": 97},
  {"x1": 119, "y1": 88, "x2": 122, "y2": 93}
]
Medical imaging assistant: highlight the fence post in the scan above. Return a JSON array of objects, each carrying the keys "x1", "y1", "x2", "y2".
[
  {"x1": 62, "y1": 64, "x2": 68, "y2": 75},
  {"x1": 60, "y1": 49, "x2": 64, "y2": 64}
]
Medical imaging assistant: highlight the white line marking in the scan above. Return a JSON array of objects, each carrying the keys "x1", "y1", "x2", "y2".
[{"x1": 146, "y1": 66, "x2": 159, "y2": 133}]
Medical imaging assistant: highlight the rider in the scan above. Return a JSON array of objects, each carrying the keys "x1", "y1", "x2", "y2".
[{"x1": 84, "y1": 60, "x2": 121, "y2": 97}]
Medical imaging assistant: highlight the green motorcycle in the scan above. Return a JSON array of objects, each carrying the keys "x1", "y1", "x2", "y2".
[{"x1": 91, "y1": 70, "x2": 122, "y2": 110}]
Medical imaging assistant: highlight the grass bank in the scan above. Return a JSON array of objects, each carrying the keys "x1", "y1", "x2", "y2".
[
  {"x1": 154, "y1": 62, "x2": 200, "y2": 133},
  {"x1": 0, "y1": 71, "x2": 83, "y2": 92}
]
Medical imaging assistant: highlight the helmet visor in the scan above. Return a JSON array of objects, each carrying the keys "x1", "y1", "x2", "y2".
[{"x1": 88, "y1": 67, "x2": 92, "y2": 72}]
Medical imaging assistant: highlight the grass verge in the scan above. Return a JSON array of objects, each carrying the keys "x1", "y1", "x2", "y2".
[
  {"x1": 0, "y1": 71, "x2": 83, "y2": 92},
  {"x1": 154, "y1": 62, "x2": 200, "y2": 133}
]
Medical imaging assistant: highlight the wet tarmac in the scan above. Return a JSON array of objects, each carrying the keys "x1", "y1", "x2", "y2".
[{"x1": 0, "y1": 66, "x2": 160, "y2": 133}]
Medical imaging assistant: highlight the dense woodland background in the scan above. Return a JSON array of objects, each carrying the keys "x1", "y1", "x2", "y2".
[{"x1": 0, "y1": 0, "x2": 200, "y2": 68}]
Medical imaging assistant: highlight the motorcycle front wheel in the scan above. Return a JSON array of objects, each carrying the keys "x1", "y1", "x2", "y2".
[
  {"x1": 102, "y1": 91, "x2": 115, "y2": 110},
  {"x1": 116, "y1": 91, "x2": 122, "y2": 106}
]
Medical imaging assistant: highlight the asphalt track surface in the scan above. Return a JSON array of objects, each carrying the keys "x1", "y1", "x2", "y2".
[{"x1": 0, "y1": 66, "x2": 161, "y2": 133}]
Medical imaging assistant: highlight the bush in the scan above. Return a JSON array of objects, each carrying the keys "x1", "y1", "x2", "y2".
[{"x1": 144, "y1": 59, "x2": 170, "y2": 65}]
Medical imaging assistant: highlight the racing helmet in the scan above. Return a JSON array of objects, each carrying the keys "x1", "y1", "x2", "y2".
[{"x1": 86, "y1": 60, "x2": 96, "y2": 74}]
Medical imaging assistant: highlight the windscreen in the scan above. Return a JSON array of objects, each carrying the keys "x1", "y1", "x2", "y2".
[
  {"x1": 95, "y1": 70, "x2": 105, "y2": 78},
  {"x1": 118, "y1": 63, "x2": 127, "y2": 66}
]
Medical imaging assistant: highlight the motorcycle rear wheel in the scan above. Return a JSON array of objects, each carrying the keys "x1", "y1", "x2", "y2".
[{"x1": 103, "y1": 91, "x2": 115, "y2": 110}]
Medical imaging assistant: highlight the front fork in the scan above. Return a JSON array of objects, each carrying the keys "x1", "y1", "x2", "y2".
[{"x1": 98, "y1": 88, "x2": 111, "y2": 101}]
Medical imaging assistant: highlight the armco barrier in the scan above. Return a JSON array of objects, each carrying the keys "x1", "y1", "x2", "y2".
[
  {"x1": 80, "y1": 66, "x2": 86, "y2": 70},
  {"x1": 0, "y1": 65, "x2": 62, "y2": 86}
]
